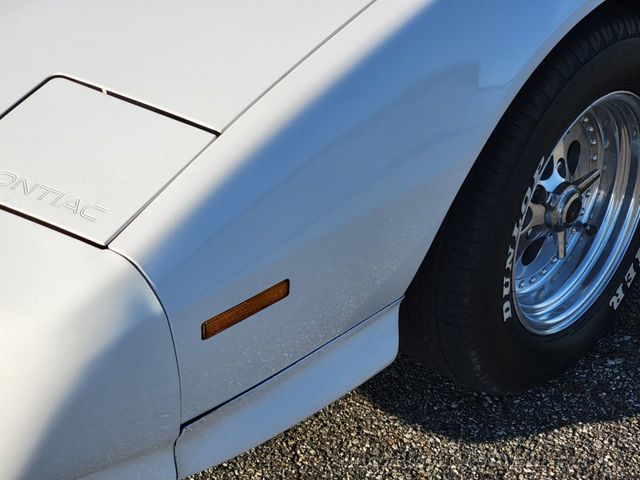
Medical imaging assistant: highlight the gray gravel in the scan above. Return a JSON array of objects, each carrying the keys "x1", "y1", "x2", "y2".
[{"x1": 189, "y1": 283, "x2": 640, "y2": 479}]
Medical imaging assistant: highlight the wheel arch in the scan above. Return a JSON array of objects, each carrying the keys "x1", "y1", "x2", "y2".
[
  {"x1": 401, "y1": 0, "x2": 623, "y2": 299},
  {"x1": 399, "y1": 0, "x2": 640, "y2": 368}
]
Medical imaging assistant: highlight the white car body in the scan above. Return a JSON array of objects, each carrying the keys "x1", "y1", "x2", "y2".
[{"x1": 0, "y1": 1, "x2": 605, "y2": 478}]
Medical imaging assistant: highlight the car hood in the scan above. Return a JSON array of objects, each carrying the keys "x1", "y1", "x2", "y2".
[{"x1": 0, "y1": 0, "x2": 371, "y2": 132}]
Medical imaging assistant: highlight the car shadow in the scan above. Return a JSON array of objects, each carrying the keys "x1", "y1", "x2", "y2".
[{"x1": 357, "y1": 284, "x2": 640, "y2": 443}]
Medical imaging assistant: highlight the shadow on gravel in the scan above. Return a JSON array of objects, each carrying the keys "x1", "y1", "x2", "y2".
[{"x1": 358, "y1": 284, "x2": 640, "y2": 443}]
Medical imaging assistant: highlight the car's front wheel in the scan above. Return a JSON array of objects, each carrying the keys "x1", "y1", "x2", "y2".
[{"x1": 401, "y1": 3, "x2": 640, "y2": 393}]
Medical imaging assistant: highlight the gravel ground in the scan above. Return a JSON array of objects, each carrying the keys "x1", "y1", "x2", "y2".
[{"x1": 190, "y1": 283, "x2": 640, "y2": 480}]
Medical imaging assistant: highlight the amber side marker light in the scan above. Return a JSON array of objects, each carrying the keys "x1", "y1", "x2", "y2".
[{"x1": 201, "y1": 279, "x2": 290, "y2": 340}]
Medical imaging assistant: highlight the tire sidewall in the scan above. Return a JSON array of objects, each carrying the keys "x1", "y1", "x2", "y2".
[{"x1": 478, "y1": 38, "x2": 640, "y2": 388}]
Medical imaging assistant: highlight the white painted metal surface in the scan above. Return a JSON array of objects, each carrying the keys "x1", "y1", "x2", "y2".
[
  {"x1": 175, "y1": 300, "x2": 400, "y2": 479},
  {"x1": 0, "y1": 210, "x2": 180, "y2": 480},
  {"x1": 0, "y1": 0, "x2": 374, "y2": 132},
  {"x1": 0, "y1": 1, "x2": 609, "y2": 478},
  {"x1": 0, "y1": 77, "x2": 213, "y2": 246}
]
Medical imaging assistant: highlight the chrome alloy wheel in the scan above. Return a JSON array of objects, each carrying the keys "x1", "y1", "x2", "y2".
[{"x1": 513, "y1": 92, "x2": 640, "y2": 335}]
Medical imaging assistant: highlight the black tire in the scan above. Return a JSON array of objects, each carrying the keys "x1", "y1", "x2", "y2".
[{"x1": 400, "y1": 3, "x2": 640, "y2": 393}]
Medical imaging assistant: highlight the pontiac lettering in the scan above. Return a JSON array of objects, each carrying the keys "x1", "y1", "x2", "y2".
[{"x1": 0, "y1": 170, "x2": 107, "y2": 222}]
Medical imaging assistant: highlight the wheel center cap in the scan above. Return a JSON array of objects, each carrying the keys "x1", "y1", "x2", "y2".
[
  {"x1": 545, "y1": 184, "x2": 583, "y2": 230},
  {"x1": 564, "y1": 195, "x2": 582, "y2": 224}
]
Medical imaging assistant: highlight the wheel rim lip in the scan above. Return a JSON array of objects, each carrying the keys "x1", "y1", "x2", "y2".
[{"x1": 513, "y1": 91, "x2": 640, "y2": 336}]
